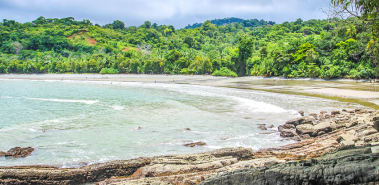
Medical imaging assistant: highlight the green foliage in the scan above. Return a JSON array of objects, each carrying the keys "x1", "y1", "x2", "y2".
[
  {"x1": 0, "y1": 16, "x2": 376, "y2": 79},
  {"x1": 99, "y1": 68, "x2": 119, "y2": 74},
  {"x1": 212, "y1": 67, "x2": 238, "y2": 77}
]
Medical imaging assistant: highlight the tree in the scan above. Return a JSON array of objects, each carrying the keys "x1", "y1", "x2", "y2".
[
  {"x1": 330, "y1": 0, "x2": 378, "y2": 60},
  {"x1": 237, "y1": 35, "x2": 254, "y2": 76},
  {"x1": 144, "y1": 21, "x2": 151, "y2": 29},
  {"x1": 112, "y1": 20, "x2": 125, "y2": 30}
]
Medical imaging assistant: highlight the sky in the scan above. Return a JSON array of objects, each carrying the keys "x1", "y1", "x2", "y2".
[{"x1": 0, "y1": 0, "x2": 331, "y2": 28}]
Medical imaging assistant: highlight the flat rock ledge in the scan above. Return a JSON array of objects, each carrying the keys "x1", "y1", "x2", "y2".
[{"x1": 2, "y1": 108, "x2": 379, "y2": 185}]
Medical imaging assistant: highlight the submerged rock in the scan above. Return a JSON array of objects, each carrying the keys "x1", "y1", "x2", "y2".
[
  {"x1": 183, "y1": 142, "x2": 207, "y2": 147},
  {"x1": 1, "y1": 147, "x2": 34, "y2": 158},
  {"x1": 257, "y1": 125, "x2": 267, "y2": 130}
]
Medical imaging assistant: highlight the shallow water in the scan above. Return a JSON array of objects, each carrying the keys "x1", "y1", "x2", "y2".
[{"x1": 0, "y1": 80, "x2": 361, "y2": 167}]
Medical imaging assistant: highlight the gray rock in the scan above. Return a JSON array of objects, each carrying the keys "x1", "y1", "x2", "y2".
[
  {"x1": 284, "y1": 117, "x2": 313, "y2": 127},
  {"x1": 296, "y1": 124, "x2": 315, "y2": 135},
  {"x1": 201, "y1": 146, "x2": 379, "y2": 185},
  {"x1": 257, "y1": 125, "x2": 267, "y2": 130}
]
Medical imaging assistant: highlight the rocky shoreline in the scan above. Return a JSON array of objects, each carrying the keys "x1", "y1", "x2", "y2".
[{"x1": 1, "y1": 108, "x2": 379, "y2": 184}]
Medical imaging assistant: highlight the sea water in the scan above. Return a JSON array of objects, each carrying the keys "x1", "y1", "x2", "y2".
[{"x1": 0, "y1": 79, "x2": 358, "y2": 167}]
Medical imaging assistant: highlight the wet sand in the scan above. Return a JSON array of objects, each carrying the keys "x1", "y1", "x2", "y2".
[{"x1": 1, "y1": 74, "x2": 378, "y2": 109}]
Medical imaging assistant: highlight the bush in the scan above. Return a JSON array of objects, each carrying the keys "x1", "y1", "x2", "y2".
[
  {"x1": 99, "y1": 68, "x2": 119, "y2": 74},
  {"x1": 212, "y1": 67, "x2": 238, "y2": 77}
]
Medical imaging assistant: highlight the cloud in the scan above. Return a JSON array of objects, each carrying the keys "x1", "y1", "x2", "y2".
[{"x1": 0, "y1": 0, "x2": 330, "y2": 28}]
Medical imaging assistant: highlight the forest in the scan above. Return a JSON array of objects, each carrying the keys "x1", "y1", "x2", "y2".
[{"x1": 0, "y1": 14, "x2": 378, "y2": 79}]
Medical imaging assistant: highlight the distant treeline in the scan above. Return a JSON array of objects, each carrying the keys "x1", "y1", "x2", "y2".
[
  {"x1": 184, "y1": 17, "x2": 275, "y2": 29},
  {"x1": 0, "y1": 16, "x2": 377, "y2": 79}
]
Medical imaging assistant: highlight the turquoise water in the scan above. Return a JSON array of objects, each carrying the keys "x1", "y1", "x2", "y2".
[{"x1": 0, "y1": 79, "x2": 357, "y2": 167}]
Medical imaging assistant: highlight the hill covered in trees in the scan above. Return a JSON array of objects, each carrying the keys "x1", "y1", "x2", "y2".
[
  {"x1": 184, "y1": 17, "x2": 275, "y2": 29},
  {"x1": 0, "y1": 16, "x2": 377, "y2": 79}
]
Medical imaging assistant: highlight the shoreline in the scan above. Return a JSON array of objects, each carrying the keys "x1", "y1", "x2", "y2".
[{"x1": 1, "y1": 74, "x2": 379, "y2": 109}]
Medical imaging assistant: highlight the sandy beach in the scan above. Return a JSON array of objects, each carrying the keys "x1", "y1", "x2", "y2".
[{"x1": 1, "y1": 74, "x2": 378, "y2": 109}]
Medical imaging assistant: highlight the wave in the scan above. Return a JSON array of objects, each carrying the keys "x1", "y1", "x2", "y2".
[
  {"x1": 232, "y1": 97, "x2": 286, "y2": 113},
  {"x1": 24, "y1": 98, "x2": 99, "y2": 105},
  {"x1": 111, "y1": 105, "x2": 125, "y2": 110}
]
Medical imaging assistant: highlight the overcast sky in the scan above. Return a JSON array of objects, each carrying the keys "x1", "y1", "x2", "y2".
[{"x1": 0, "y1": 0, "x2": 331, "y2": 28}]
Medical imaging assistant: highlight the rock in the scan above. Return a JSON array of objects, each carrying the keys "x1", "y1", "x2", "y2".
[
  {"x1": 374, "y1": 121, "x2": 379, "y2": 131},
  {"x1": 278, "y1": 124, "x2": 295, "y2": 132},
  {"x1": 320, "y1": 111, "x2": 327, "y2": 114},
  {"x1": 296, "y1": 124, "x2": 315, "y2": 135},
  {"x1": 183, "y1": 128, "x2": 191, "y2": 131},
  {"x1": 0, "y1": 151, "x2": 5, "y2": 157},
  {"x1": 285, "y1": 117, "x2": 313, "y2": 127},
  {"x1": 298, "y1": 111, "x2": 304, "y2": 116},
  {"x1": 331, "y1": 111, "x2": 340, "y2": 115},
  {"x1": 135, "y1": 127, "x2": 142, "y2": 130},
  {"x1": 309, "y1": 113, "x2": 318, "y2": 119},
  {"x1": 346, "y1": 117, "x2": 358, "y2": 128},
  {"x1": 184, "y1": 142, "x2": 207, "y2": 147},
  {"x1": 201, "y1": 146, "x2": 379, "y2": 185},
  {"x1": 342, "y1": 109, "x2": 347, "y2": 112},
  {"x1": 257, "y1": 125, "x2": 267, "y2": 130},
  {"x1": 280, "y1": 129, "x2": 297, "y2": 137},
  {"x1": 337, "y1": 134, "x2": 358, "y2": 146},
  {"x1": 267, "y1": 124, "x2": 274, "y2": 128},
  {"x1": 312, "y1": 122, "x2": 332, "y2": 136},
  {"x1": 3, "y1": 147, "x2": 34, "y2": 158},
  {"x1": 334, "y1": 114, "x2": 350, "y2": 124}
]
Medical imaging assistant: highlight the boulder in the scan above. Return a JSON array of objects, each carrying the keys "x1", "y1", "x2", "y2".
[
  {"x1": 257, "y1": 125, "x2": 267, "y2": 130},
  {"x1": 280, "y1": 129, "x2": 297, "y2": 137},
  {"x1": 331, "y1": 111, "x2": 340, "y2": 116},
  {"x1": 3, "y1": 147, "x2": 34, "y2": 158},
  {"x1": 184, "y1": 142, "x2": 207, "y2": 147},
  {"x1": 298, "y1": 111, "x2": 304, "y2": 116},
  {"x1": 0, "y1": 151, "x2": 5, "y2": 157},
  {"x1": 320, "y1": 111, "x2": 327, "y2": 114},
  {"x1": 278, "y1": 124, "x2": 295, "y2": 132},
  {"x1": 309, "y1": 113, "x2": 318, "y2": 119},
  {"x1": 267, "y1": 124, "x2": 274, "y2": 128},
  {"x1": 285, "y1": 117, "x2": 313, "y2": 127},
  {"x1": 296, "y1": 124, "x2": 315, "y2": 135},
  {"x1": 312, "y1": 122, "x2": 332, "y2": 136},
  {"x1": 183, "y1": 128, "x2": 191, "y2": 131}
]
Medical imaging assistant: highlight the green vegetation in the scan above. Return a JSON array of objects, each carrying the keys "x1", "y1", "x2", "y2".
[
  {"x1": 99, "y1": 67, "x2": 119, "y2": 74},
  {"x1": 0, "y1": 15, "x2": 377, "y2": 79},
  {"x1": 212, "y1": 67, "x2": 238, "y2": 77}
]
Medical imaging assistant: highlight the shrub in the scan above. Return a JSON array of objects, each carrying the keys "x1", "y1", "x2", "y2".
[
  {"x1": 99, "y1": 68, "x2": 119, "y2": 74},
  {"x1": 212, "y1": 67, "x2": 238, "y2": 77}
]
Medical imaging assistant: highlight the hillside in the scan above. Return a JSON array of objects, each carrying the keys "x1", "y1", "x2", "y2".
[
  {"x1": 184, "y1": 17, "x2": 275, "y2": 29},
  {"x1": 0, "y1": 16, "x2": 377, "y2": 79}
]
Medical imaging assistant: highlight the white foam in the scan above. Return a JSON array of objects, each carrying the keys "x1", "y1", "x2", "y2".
[
  {"x1": 24, "y1": 98, "x2": 99, "y2": 105},
  {"x1": 111, "y1": 105, "x2": 125, "y2": 110},
  {"x1": 232, "y1": 97, "x2": 286, "y2": 113}
]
